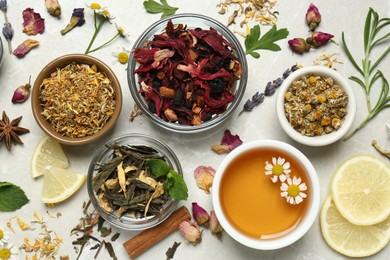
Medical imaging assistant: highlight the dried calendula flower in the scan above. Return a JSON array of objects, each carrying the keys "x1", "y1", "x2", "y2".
[
  {"x1": 39, "y1": 62, "x2": 116, "y2": 138},
  {"x1": 193, "y1": 166, "x2": 215, "y2": 194},
  {"x1": 22, "y1": 8, "x2": 45, "y2": 35},
  {"x1": 17, "y1": 217, "x2": 31, "y2": 230},
  {"x1": 12, "y1": 39, "x2": 39, "y2": 57}
]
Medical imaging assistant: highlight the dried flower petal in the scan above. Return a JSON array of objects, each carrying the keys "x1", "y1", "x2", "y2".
[
  {"x1": 12, "y1": 39, "x2": 39, "y2": 57},
  {"x1": 178, "y1": 220, "x2": 202, "y2": 245},
  {"x1": 209, "y1": 210, "x2": 223, "y2": 238},
  {"x1": 22, "y1": 8, "x2": 45, "y2": 35},
  {"x1": 212, "y1": 130, "x2": 242, "y2": 154},
  {"x1": 60, "y1": 8, "x2": 85, "y2": 35},
  {"x1": 306, "y1": 3, "x2": 321, "y2": 31},
  {"x1": 194, "y1": 166, "x2": 215, "y2": 193},
  {"x1": 192, "y1": 203, "x2": 209, "y2": 227}
]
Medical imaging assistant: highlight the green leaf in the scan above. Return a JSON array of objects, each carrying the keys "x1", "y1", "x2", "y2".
[
  {"x1": 147, "y1": 159, "x2": 171, "y2": 178},
  {"x1": 244, "y1": 25, "x2": 289, "y2": 58},
  {"x1": 0, "y1": 182, "x2": 29, "y2": 211},
  {"x1": 166, "y1": 170, "x2": 188, "y2": 201},
  {"x1": 143, "y1": 0, "x2": 178, "y2": 18}
]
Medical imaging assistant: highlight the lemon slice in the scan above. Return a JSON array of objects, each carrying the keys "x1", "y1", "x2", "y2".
[
  {"x1": 31, "y1": 135, "x2": 69, "y2": 178},
  {"x1": 320, "y1": 196, "x2": 390, "y2": 257},
  {"x1": 42, "y1": 166, "x2": 86, "y2": 204},
  {"x1": 331, "y1": 154, "x2": 390, "y2": 225}
]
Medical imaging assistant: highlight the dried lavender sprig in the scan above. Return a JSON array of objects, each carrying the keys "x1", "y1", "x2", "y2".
[
  {"x1": 2, "y1": 22, "x2": 13, "y2": 53},
  {"x1": 0, "y1": 0, "x2": 8, "y2": 23},
  {"x1": 238, "y1": 64, "x2": 300, "y2": 116}
]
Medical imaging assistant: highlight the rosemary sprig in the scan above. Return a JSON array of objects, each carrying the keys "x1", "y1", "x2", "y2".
[{"x1": 342, "y1": 8, "x2": 390, "y2": 141}]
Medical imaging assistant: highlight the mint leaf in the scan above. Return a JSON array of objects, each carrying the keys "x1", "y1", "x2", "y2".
[
  {"x1": 0, "y1": 182, "x2": 29, "y2": 211},
  {"x1": 245, "y1": 25, "x2": 289, "y2": 58},
  {"x1": 147, "y1": 159, "x2": 171, "y2": 178},
  {"x1": 166, "y1": 170, "x2": 188, "y2": 201},
  {"x1": 143, "y1": 0, "x2": 178, "y2": 18}
]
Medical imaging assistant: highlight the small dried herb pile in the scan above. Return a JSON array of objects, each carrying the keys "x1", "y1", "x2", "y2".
[
  {"x1": 133, "y1": 19, "x2": 242, "y2": 126},
  {"x1": 92, "y1": 143, "x2": 188, "y2": 218}
]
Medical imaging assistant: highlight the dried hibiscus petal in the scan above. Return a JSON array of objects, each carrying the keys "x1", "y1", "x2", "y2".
[
  {"x1": 133, "y1": 19, "x2": 242, "y2": 126},
  {"x1": 211, "y1": 129, "x2": 242, "y2": 154},
  {"x1": 13, "y1": 39, "x2": 39, "y2": 57},
  {"x1": 22, "y1": 8, "x2": 45, "y2": 35}
]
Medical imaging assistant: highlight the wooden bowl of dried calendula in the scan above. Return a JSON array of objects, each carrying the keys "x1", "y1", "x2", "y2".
[
  {"x1": 31, "y1": 54, "x2": 122, "y2": 145},
  {"x1": 276, "y1": 66, "x2": 356, "y2": 146}
]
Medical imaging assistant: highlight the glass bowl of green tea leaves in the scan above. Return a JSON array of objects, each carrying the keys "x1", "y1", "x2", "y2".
[
  {"x1": 87, "y1": 133, "x2": 188, "y2": 230},
  {"x1": 128, "y1": 13, "x2": 248, "y2": 133}
]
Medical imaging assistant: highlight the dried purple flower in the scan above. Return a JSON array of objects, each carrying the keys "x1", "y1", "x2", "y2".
[
  {"x1": 264, "y1": 82, "x2": 276, "y2": 96},
  {"x1": 306, "y1": 3, "x2": 321, "y2": 32},
  {"x1": 2, "y1": 22, "x2": 13, "y2": 53},
  {"x1": 306, "y1": 32, "x2": 334, "y2": 48},
  {"x1": 0, "y1": 0, "x2": 6, "y2": 12},
  {"x1": 61, "y1": 8, "x2": 85, "y2": 35},
  {"x1": 288, "y1": 38, "x2": 311, "y2": 54},
  {"x1": 192, "y1": 203, "x2": 209, "y2": 227}
]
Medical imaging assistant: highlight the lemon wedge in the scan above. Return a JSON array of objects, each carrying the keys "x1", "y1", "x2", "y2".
[
  {"x1": 31, "y1": 135, "x2": 69, "y2": 178},
  {"x1": 331, "y1": 154, "x2": 390, "y2": 225},
  {"x1": 41, "y1": 166, "x2": 86, "y2": 204},
  {"x1": 320, "y1": 196, "x2": 390, "y2": 257}
]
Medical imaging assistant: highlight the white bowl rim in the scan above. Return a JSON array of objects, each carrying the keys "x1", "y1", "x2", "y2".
[
  {"x1": 212, "y1": 139, "x2": 320, "y2": 250},
  {"x1": 276, "y1": 66, "x2": 357, "y2": 146}
]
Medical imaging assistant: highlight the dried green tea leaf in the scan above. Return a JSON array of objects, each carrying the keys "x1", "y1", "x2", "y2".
[{"x1": 166, "y1": 241, "x2": 181, "y2": 260}]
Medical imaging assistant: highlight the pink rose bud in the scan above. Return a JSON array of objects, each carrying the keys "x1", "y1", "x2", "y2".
[
  {"x1": 179, "y1": 220, "x2": 202, "y2": 245},
  {"x1": 192, "y1": 202, "x2": 209, "y2": 227},
  {"x1": 288, "y1": 38, "x2": 311, "y2": 54},
  {"x1": 12, "y1": 84, "x2": 31, "y2": 103},
  {"x1": 209, "y1": 210, "x2": 223, "y2": 238},
  {"x1": 306, "y1": 32, "x2": 334, "y2": 48},
  {"x1": 306, "y1": 3, "x2": 321, "y2": 31}
]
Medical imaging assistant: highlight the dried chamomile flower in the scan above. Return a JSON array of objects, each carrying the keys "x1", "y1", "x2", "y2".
[
  {"x1": 0, "y1": 243, "x2": 18, "y2": 259},
  {"x1": 0, "y1": 224, "x2": 10, "y2": 245},
  {"x1": 280, "y1": 176, "x2": 307, "y2": 205},
  {"x1": 265, "y1": 157, "x2": 291, "y2": 183},
  {"x1": 112, "y1": 47, "x2": 130, "y2": 64},
  {"x1": 22, "y1": 8, "x2": 45, "y2": 35}
]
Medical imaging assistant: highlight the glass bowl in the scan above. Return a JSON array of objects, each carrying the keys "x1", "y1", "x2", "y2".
[
  {"x1": 87, "y1": 133, "x2": 182, "y2": 230},
  {"x1": 0, "y1": 36, "x2": 3, "y2": 67},
  {"x1": 128, "y1": 13, "x2": 248, "y2": 133}
]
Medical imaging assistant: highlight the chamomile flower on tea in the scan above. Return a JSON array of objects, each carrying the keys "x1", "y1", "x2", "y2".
[
  {"x1": 280, "y1": 176, "x2": 307, "y2": 205},
  {"x1": 0, "y1": 243, "x2": 18, "y2": 260},
  {"x1": 265, "y1": 157, "x2": 291, "y2": 183},
  {"x1": 112, "y1": 47, "x2": 130, "y2": 64}
]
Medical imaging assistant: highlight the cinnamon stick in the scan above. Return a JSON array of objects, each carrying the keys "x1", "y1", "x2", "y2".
[{"x1": 123, "y1": 206, "x2": 191, "y2": 259}]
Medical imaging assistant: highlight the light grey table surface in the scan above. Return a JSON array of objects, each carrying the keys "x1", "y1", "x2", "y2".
[{"x1": 0, "y1": 0, "x2": 389, "y2": 259}]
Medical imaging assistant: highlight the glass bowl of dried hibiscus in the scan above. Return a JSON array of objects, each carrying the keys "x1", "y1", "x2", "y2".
[
  {"x1": 128, "y1": 13, "x2": 248, "y2": 133},
  {"x1": 87, "y1": 133, "x2": 188, "y2": 230}
]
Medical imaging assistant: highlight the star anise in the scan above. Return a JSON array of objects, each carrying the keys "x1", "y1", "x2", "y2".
[{"x1": 0, "y1": 111, "x2": 30, "y2": 151}]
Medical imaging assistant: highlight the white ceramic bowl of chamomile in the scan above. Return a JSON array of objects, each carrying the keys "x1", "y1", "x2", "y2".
[
  {"x1": 212, "y1": 139, "x2": 320, "y2": 250},
  {"x1": 276, "y1": 66, "x2": 356, "y2": 146}
]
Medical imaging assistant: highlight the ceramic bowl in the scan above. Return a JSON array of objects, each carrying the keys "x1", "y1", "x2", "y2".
[
  {"x1": 31, "y1": 54, "x2": 122, "y2": 145},
  {"x1": 276, "y1": 66, "x2": 356, "y2": 146},
  {"x1": 128, "y1": 13, "x2": 248, "y2": 133},
  {"x1": 87, "y1": 133, "x2": 181, "y2": 230},
  {"x1": 212, "y1": 140, "x2": 320, "y2": 250}
]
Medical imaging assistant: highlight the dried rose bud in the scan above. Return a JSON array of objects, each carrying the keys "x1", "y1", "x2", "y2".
[
  {"x1": 178, "y1": 220, "x2": 202, "y2": 245},
  {"x1": 61, "y1": 8, "x2": 85, "y2": 35},
  {"x1": 192, "y1": 203, "x2": 209, "y2": 227},
  {"x1": 194, "y1": 166, "x2": 215, "y2": 194},
  {"x1": 306, "y1": 3, "x2": 321, "y2": 31},
  {"x1": 306, "y1": 32, "x2": 334, "y2": 48},
  {"x1": 209, "y1": 210, "x2": 223, "y2": 238},
  {"x1": 288, "y1": 38, "x2": 311, "y2": 54},
  {"x1": 45, "y1": 0, "x2": 61, "y2": 17},
  {"x1": 13, "y1": 39, "x2": 39, "y2": 58},
  {"x1": 12, "y1": 78, "x2": 31, "y2": 103},
  {"x1": 22, "y1": 8, "x2": 45, "y2": 35}
]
